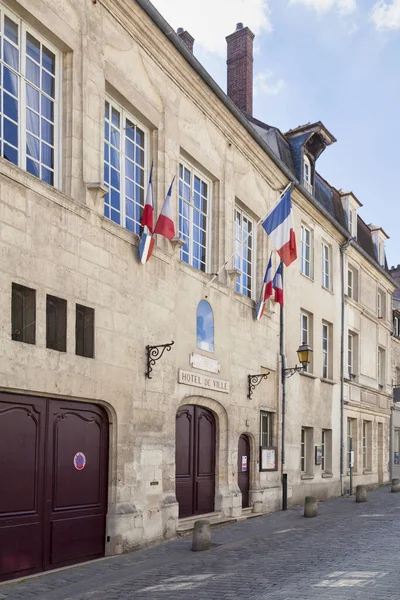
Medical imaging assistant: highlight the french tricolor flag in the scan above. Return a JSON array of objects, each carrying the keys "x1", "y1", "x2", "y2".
[
  {"x1": 139, "y1": 164, "x2": 155, "y2": 264},
  {"x1": 255, "y1": 255, "x2": 274, "y2": 321},
  {"x1": 154, "y1": 177, "x2": 176, "y2": 241},
  {"x1": 262, "y1": 189, "x2": 297, "y2": 267},
  {"x1": 273, "y1": 263, "x2": 284, "y2": 306}
]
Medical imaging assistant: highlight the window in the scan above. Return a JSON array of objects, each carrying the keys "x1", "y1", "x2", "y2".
[
  {"x1": 301, "y1": 311, "x2": 313, "y2": 372},
  {"x1": 348, "y1": 331, "x2": 358, "y2": 379},
  {"x1": 0, "y1": 7, "x2": 59, "y2": 185},
  {"x1": 179, "y1": 161, "x2": 210, "y2": 272},
  {"x1": 303, "y1": 155, "x2": 312, "y2": 194},
  {"x1": 394, "y1": 316, "x2": 399, "y2": 338},
  {"x1": 362, "y1": 420, "x2": 372, "y2": 470},
  {"x1": 322, "y1": 243, "x2": 331, "y2": 290},
  {"x1": 347, "y1": 418, "x2": 357, "y2": 471},
  {"x1": 347, "y1": 208, "x2": 357, "y2": 239},
  {"x1": 196, "y1": 300, "x2": 214, "y2": 353},
  {"x1": 322, "y1": 322, "x2": 332, "y2": 380},
  {"x1": 301, "y1": 427, "x2": 313, "y2": 474},
  {"x1": 321, "y1": 429, "x2": 332, "y2": 473},
  {"x1": 347, "y1": 265, "x2": 358, "y2": 301},
  {"x1": 300, "y1": 225, "x2": 312, "y2": 278},
  {"x1": 378, "y1": 347, "x2": 385, "y2": 386},
  {"x1": 377, "y1": 289, "x2": 385, "y2": 319},
  {"x1": 395, "y1": 429, "x2": 400, "y2": 463},
  {"x1": 103, "y1": 99, "x2": 147, "y2": 234},
  {"x1": 234, "y1": 207, "x2": 254, "y2": 298},
  {"x1": 76, "y1": 304, "x2": 94, "y2": 358},
  {"x1": 260, "y1": 411, "x2": 273, "y2": 447},
  {"x1": 11, "y1": 283, "x2": 35, "y2": 344},
  {"x1": 46, "y1": 295, "x2": 66, "y2": 352}
]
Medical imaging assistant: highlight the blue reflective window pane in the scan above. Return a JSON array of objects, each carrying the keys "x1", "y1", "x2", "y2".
[
  {"x1": 27, "y1": 157, "x2": 40, "y2": 177},
  {"x1": 3, "y1": 143, "x2": 18, "y2": 165},
  {"x1": 110, "y1": 168, "x2": 120, "y2": 190},
  {"x1": 180, "y1": 248, "x2": 189, "y2": 263},
  {"x1": 125, "y1": 119, "x2": 134, "y2": 141},
  {"x1": 104, "y1": 191, "x2": 110, "y2": 207},
  {"x1": 41, "y1": 118, "x2": 53, "y2": 143},
  {"x1": 4, "y1": 67, "x2": 18, "y2": 97},
  {"x1": 4, "y1": 40, "x2": 19, "y2": 71},
  {"x1": 41, "y1": 166, "x2": 53, "y2": 186},
  {"x1": 125, "y1": 139, "x2": 134, "y2": 160},
  {"x1": 26, "y1": 33, "x2": 40, "y2": 63},
  {"x1": 105, "y1": 101, "x2": 109, "y2": 119},
  {"x1": 136, "y1": 128, "x2": 144, "y2": 148},
  {"x1": 125, "y1": 178, "x2": 134, "y2": 199},
  {"x1": 26, "y1": 57, "x2": 40, "y2": 87},
  {"x1": 126, "y1": 199, "x2": 134, "y2": 219},
  {"x1": 125, "y1": 218, "x2": 134, "y2": 232},
  {"x1": 42, "y1": 46, "x2": 55, "y2": 74},
  {"x1": 111, "y1": 108, "x2": 120, "y2": 128},
  {"x1": 41, "y1": 142, "x2": 53, "y2": 168},
  {"x1": 27, "y1": 109, "x2": 40, "y2": 135},
  {"x1": 111, "y1": 189, "x2": 120, "y2": 210},
  {"x1": 135, "y1": 185, "x2": 144, "y2": 206},
  {"x1": 4, "y1": 119, "x2": 18, "y2": 147},
  {"x1": 26, "y1": 133, "x2": 40, "y2": 160},
  {"x1": 201, "y1": 182, "x2": 208, "y2": 196},
  {"x1": 104, "y1": 204, "x2": 110, "y2": 218},
  {"x1": 41, "y1": 95, "x2": 53, "y2": 120},
  {"x1": 4, "y1": 93, "x2": 18, "y2": 122},
  {"x1": 135, "y1": 166, "x2": 144, "y2": 187},
  {"x1": 103, "y1": 164, "x2": 109, "y2": 184},
  {"x1": 125, "y1": 158, "x2": 134, "y2": 180},
  {"x1": 110, "y1": 127, "x2": 120, "y2": 148},
  {"x1": 194, "y1": 176, "x2": 201, "y2": 192},
  {"x1": 136, "y1": 146, "x2": 144, "y2": 166},
  {"x1": 104, "y1": 143, "x2": 109, "y2": 163},
  {"x1": 196, "y1": 300, "x2": 214, "y2": 352},
  {"x1": 104, "y1": 121, "x2": 109, "y2": 141},
  {"x1": 26, "y1": 84, "x2": 39, "y2": 110},
  {"x1": 134, "y1": 203, "x2": 141, "y2": 224},
  {"x1": 193, "y1": 192, "x2": 201, "y2": 209},
  {"x1": 110, "y1": 147, "x2": 120, "y2": 169},
  {"x1": 184, "y1": 167, "x2": 190, "y2": 184},
  {"x1": 42, "y1": 71, "x2": 54, "y2": 98},
  {"x1": 4, "y1": 17, "x2": 18, "y2": 43},
  {"x1": 111, "y1": 208, "x2": 120, "y2": 224}
]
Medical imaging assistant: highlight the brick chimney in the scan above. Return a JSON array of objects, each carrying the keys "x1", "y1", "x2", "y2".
[
  {"x1": 226, "y1": 23, "x2": 255, "y2": 116},
  {"x1": 177, "y1": 27, "x2": 194, "y2": 54}
]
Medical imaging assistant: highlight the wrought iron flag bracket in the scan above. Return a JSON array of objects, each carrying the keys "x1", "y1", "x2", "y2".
[
  {"x1": 146, "y1": 341, "x2": 174, "y2": 379},
  {"x1": 248, "y1": 373, "x2": 270, "y2": 400},
  {"x1": 283, "y1": 365, "x2": 306, "y2": 378}
]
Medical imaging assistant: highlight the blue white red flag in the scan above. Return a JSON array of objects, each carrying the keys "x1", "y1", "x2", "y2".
[
  {"x1": 262, "y1": 189, "x2": 297, "y2": 267},
  {"x1": 139, "y1": 164, "x2": 155, "y2": 263},
  {"x1": 255, "y1": 254, "x2": 274, "y2": 321},
  {"x1": 154, "y1": 177, "x2": 176, "y2": 241},
  {"x1": 273, "y1": 263, "x2": 284, "y2": 306}
]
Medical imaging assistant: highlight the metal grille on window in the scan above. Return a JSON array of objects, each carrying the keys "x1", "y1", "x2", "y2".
[
  {"x1": 103, "y1": 100, "x2": 145, "y2": 234},
  {"x1": 234, "y1": 208, "x2": 253, "y2": 298},
  {"x1": 178, "y1": 163, "x2": 209, "y2": 272},
  {"x1": 260, "y1": 411, "x2": 272, "y2": 447}
]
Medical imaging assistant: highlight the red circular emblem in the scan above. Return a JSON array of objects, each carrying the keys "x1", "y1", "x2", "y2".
[{"x1": 73, "y1": 452, "x2": 86, "y2": 470}]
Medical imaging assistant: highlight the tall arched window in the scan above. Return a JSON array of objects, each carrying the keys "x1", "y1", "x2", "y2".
[{"x1": 196, "y1": 300, "x2": 214, "y2": 353}]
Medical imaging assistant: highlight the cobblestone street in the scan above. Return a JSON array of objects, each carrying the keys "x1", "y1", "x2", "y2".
[{"x1": 1, "y1": 487, "x2": 400, "y2": 600}]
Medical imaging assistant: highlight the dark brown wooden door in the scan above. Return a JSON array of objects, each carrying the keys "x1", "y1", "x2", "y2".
[
  {"x1": 238, "y1": 435, "x2": 250, "y2": 508},
  {"x1": 176, "y1": 405, "x2": 215, "y2": 518},
  {"x1": 0, "y1": 393, "x2": 108, "y2": 582}
]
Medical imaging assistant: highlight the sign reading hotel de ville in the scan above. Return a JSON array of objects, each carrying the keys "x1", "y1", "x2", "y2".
[{"x1": 178, "y1": 369, "x2": 230, "y2": 394}]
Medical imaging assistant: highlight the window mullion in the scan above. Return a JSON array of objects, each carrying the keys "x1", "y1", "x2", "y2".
[
  {"x1": 20, "y1": 24, "x2": 26, "y2": 173},
  {"x1": 121, "y1": 110, "x2": 126, "y2": 229}
]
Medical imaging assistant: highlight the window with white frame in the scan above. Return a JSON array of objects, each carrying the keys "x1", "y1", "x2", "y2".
[
  {"x1": 377, "y1": 289, "x2": 386, "y2": 319},
  {"x1": 378, "y1": 347, "x2": 385, "y2": 386},
  {"x1": 300, "y1": 225, "x2": 312, "y2": 278},
  {"x1": 301, "y1": 426, "x2": 313, "y2": 474},
  {"x1": 303, "y1": 154, "x2": 312, "y2": 194},
  {"x1": 362, "y1": 420, "x2": 372, "y2": 470},
  {"x1": 103, "y1": 99, "x2": 147, "y2": 234},
  {"x1": 178, "y1": 161, "x2": 210, "y2": 272},
  {"x1": 301, "y1": 311, "x2": 313, "y2": 372},
  {"x1": 234, "y1": 207, "x2": 254, "y2": 298},
  {"x1": 321, "y1": 429, "x2": 332, "y2": 473},
  {"x1": 260, "y1": 411, "x2": 273, "y2": 447},
  {"x1": 347, "y1": 265, "x2": 358, "y2": 301},
  {"x1": 394, "y1": 315, "x2": 400, "y2": 339},
  {"x1": 322, "y1": 322, "x2": 331, "y2": 380},
  {"x1": 347, "y1": 418, "x2": 357, "y2": 471},
  {"x1": 348, "y1": 331, "x2": 358, "y2": 379},
  {"x1": 0, "y1": 6, "x2": 59, "y2": 185},
  {"x1": 322, "y1": 242, "x2": 331, "y2": 290}
]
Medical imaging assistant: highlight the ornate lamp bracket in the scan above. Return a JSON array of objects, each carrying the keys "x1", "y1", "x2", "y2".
[
  {"x1": 283, "y1": 365, "x2": 306, "y2": 378},
  {"x1": 248, "y1": 372, "x2": 270, "y2": 400},
  {"x1": 146, "y1": 341, "x2": 174, "y2": 379}
]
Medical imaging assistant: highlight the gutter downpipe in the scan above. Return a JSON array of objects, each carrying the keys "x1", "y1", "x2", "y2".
[{"x1": 340, "y1": 237, "x2": 352, "y2": 496}]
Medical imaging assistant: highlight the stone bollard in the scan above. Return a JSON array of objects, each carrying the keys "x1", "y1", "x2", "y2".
[
  {"x1": 192, "y1": 519, "x2": 211, "y2": 552},
  {"x1": 356, "y1": 485, "x2": 367, "y2": 502},
  {"x1": 304, "y1": 496, "x2": 318, "y2": 518},
  {"x1": 391, "y1": 478, "x2": 400, "y2": 493}
]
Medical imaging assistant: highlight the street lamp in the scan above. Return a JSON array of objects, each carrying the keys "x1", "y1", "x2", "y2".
[{"x1": 283, "y1": 344, "x2": 313, "y2": 378}]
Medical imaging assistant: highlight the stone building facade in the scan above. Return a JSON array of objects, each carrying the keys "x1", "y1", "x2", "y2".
[{"x1": 0, "y1": 0, "x2": 395, "y2": 582}]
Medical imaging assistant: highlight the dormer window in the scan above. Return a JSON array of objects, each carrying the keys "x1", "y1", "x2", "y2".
[
  {"x1": 303, "y1": 155, "x2": 312, "y2": 194},
  {"x1": 370, "y1": 227, "x2": 388, "y2": 268}
]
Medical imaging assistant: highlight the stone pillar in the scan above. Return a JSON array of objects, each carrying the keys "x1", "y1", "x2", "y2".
[
  {"x1": 391, "y1": 478, "x2": 400, "y2": 493},
  {"x1": 356, "y1": 485, "x2": 367, "y2": 502},
  {"x1": 304, "y1": 496, "x2": 318, "y2": 518},
  {"x1": 192, "y1": 520, "x2": 211, "y2": 551}
]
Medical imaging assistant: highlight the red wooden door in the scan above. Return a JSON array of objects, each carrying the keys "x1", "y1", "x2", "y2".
[
  {"x1": 176, "y1": 405, "x2": 215, "y2": 518},
  {"x1": 0, "y1": 393, "x2": 108, "y2": 582},
  {"x1": 238, "y1": 435, "x2": 250, "y2": 508}
]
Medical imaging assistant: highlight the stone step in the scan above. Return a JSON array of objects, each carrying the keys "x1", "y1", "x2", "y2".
[{"x1": 176, "y1": 508, "x2": 264, "y2": 536}]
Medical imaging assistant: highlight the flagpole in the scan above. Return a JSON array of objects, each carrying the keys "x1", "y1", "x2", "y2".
[
  {"x1": 280, "y1": 261, "x2": 288, "y2": 511},
  {"x1": 206, "y1": 182, "x2": 292, "y2": 287}
]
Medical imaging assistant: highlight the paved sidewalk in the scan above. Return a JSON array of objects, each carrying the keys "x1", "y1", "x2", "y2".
[{"x1": 1, "y1": 486, "x2": 400, "y2": 599}]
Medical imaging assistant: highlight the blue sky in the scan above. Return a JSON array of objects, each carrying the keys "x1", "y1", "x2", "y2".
[{"x1": 151, "y1": 0, "x2": 400, "y2": 266}]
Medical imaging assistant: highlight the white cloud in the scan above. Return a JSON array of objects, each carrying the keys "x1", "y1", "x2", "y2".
[
  {"x1": 289, "y1": 0, "x2": 356, "y2": 15},
  {"x1": 254, "y1": 70, "x2": 286, "y2": 96},
  {"x1": 371, "y1": 0, "x2": 400, "y2": 30},
  {"x1": 150, "y1": 0, "x2": 272, "y2": 56}
]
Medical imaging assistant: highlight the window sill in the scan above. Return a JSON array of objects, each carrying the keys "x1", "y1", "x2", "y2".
[
  {"x1": 363, "y1": 470, "x2": 372, "y2": 475},
  {"x1": 299, "y1": 371, "x2": 317, "y2": 380},
  {"x1": 322, "y1": 472, "x2": 333, "y2": 478},
  {"x1": 301, "y1": 474, "x2": 314, "y2": 480},
  {"x1": 322, "y1": 285, "x2": 334, "y2": 295},
  {"x1": 300, "y1": 272, "x2": 314, "y2": 282},
  {"x1": 321, "y1": 377, "x2": 336, "y2": 386}
]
